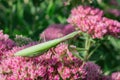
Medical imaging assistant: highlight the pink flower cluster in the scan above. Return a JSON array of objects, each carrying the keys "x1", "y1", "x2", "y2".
[
  {"x1": 1, "y1": 29, "x2": 120, "y2": 80},
  {"x1": 0, "y1": 42, "x2": 103, "y2": 80},
  {"x1": 108, "y1": 9, "x2": 120, "y2": 17},
  {"x1": 110, "y1": 0, "x2": 119, "y2": 6},
  {"x1": 111, "y1": 72, "x2": 120, "y2": 80},
  {"x1": 40, "y1": 24, "x2": 75, "y2": 41},
  {"x1": 67, "y1": 6, "x2": 120, "y2": 38},
  {"x1": 0, "y1": 30, "x2": 15, "y2": 60},
  {"x1": 101, "y1": 75, "x2": 111, "y2": 80},
  {"x1": 80, "y1": 62, "x2": 102, "y2": 80}
]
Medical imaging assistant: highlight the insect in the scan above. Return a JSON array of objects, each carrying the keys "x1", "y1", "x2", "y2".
[{"x1": 14, "y1": 31, "x2": 80, "y2": 57}]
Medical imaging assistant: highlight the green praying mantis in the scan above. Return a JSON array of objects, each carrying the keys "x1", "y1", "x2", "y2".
[{"x1": 14, "y1": 31, "x2": 81, "y2": 57}]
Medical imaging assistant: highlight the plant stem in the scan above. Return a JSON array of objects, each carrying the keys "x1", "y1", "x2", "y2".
[
  {"x1": 87, "y1": 44, "x2": 100, "y2": 60},
  {"x1": 84, "y1": 35, "x2": 91, "y2": 61},
  {"x1": 76, "y1": 48, "x2": 87, "y2": 51}
]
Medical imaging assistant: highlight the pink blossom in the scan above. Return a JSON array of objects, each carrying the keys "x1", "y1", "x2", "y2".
[
  {"x1": 67, "y1": 6, "x2": 120, "y2": 38},
  {"x1": 0, "y1": 37, "x2": 103, "y2": 80},
  {"x1": 61, "y1": 67, "x2": 71, "y2": 79},
  {"x1": 101, "y1": 75, "x2": 111, "y2": 80},
  {"x1": 110, "y1": 0, "x2": 119, "y2": 6},
  {"x1": 54, "y1": 75, "x2": 60, "y2": 80},
  {"x1": 0, "y1": 30, "x2": 15, "y2": 60},
  {"x1": 111, "y1": 72, "x2": 120, "y2": 80},
  {"x1": 40, "y1": 24, "x2": 75, "y2": 41},
  {"x1": 108, "y1": 9, "x2": 120, "y2": 17},
  {"x1": 80, "y1": 62, "x2": 102, "y2": 80},
  {"x1": 0, "y1": 43, "x2": 86, "y2": 80}
]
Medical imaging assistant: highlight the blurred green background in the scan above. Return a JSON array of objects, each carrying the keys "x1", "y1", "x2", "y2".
[
  {"x1": 0, "y1": 0, "x2": 70, "y2": 40},
  {"x1": 0, "y1": 0, "x2": 120, "y2": 75}
]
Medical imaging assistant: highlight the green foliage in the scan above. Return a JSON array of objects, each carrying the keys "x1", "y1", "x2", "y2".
[{"x1": 0, "y1": 0, "x2": 70, "y2": 39}]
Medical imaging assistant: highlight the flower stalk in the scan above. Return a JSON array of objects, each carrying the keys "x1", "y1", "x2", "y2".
[{"x1": 84, "y1": 35, "x2": 91, "y2": 61}]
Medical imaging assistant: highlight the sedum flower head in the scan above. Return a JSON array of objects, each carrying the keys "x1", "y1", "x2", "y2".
[
  {"x1": 0, "y1": 43, "x2": 87, "y2": 80},
  {"x1": 0, "y1": 30, "x2": 15, "y2": 60},
  {"x1": 80, "y1": 62, "x2": 102, "y2": 80},
  {"x1": 101, "y1": 75, "x2": 111, "y2": 80},
  {"x1": 40, "y1": 24, "x2": 75, "y2": 41},
  {"x1": 111, "y1": 72, "x2": 120, "y2": 80},
  {"x1": 108, "y1": 9, "x2": 120, "y2": 17},
  {"x1": 67, "y1": 6, "x2": 120, "y2": 38}
]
